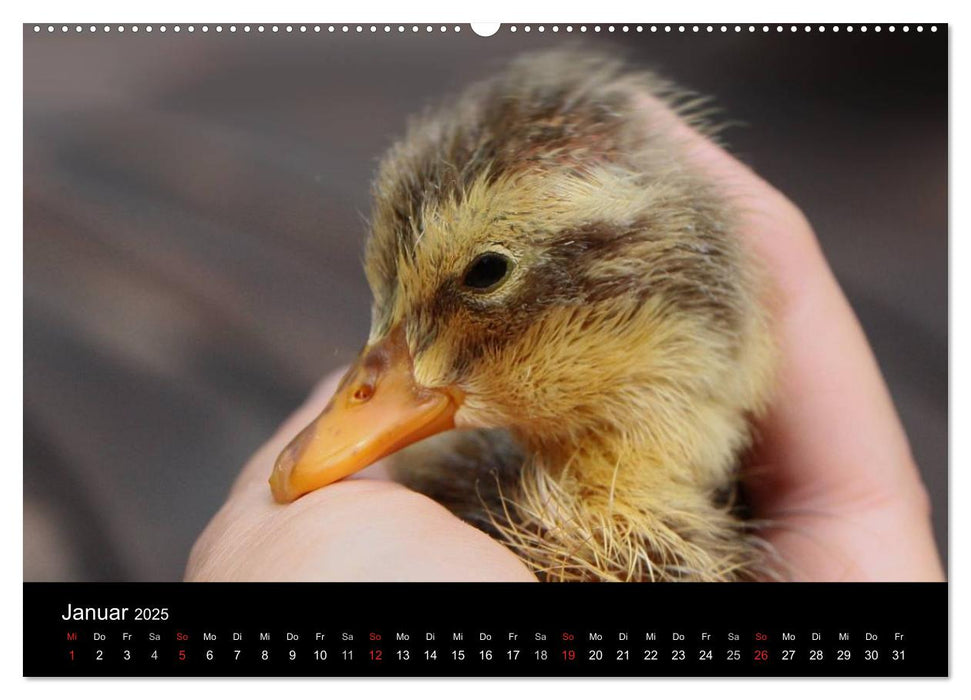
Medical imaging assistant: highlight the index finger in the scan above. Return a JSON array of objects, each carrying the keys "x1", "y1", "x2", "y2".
[{"x1": 638, "y1": 95, "x2": 926, "y2": 512}]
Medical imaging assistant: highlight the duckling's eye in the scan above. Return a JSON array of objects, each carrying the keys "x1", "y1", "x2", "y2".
[{"x1": 462, "y1": 253, "x2": 512, "y2": 292}]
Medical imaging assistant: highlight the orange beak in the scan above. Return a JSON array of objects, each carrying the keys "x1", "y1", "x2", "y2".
[{"x1": 269, "y1": 327, "x2": 461, "y2": 503}]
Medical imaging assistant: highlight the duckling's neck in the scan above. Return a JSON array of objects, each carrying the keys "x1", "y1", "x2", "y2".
[
  {"x1": 519, "y1": 424, "x2": 636, "y2": 474},
  {"x1": 514, "y1": 420, "x2": 690, "y2": 488},
  {"x1": 498, "y1": 421, "x2": 761, "y2": 582}
]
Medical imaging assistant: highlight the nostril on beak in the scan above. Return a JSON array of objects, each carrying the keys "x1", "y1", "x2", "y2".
[{"x1": 351, "y1": 384, "x2": 374, "y2": 403}]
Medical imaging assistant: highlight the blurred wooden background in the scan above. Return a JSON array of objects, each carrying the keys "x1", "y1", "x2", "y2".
[{"x1": 24, "y1": 26, "x2": 947, "y2": 580}]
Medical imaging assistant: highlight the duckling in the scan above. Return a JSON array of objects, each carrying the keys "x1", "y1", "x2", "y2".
[{"x1": 269, "y1": 50, "x2": 777, "y2": 582}]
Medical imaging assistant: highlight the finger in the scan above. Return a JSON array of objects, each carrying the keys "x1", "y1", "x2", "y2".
[
  {"x1": 195, "y1": 477, "x2": 537, "y2": 582},
  {"x1": 639, "y1": 95, "x2": 928, "y2": 513}
]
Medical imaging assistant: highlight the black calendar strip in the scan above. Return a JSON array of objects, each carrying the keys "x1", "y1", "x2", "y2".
[{"x1": 24, "y1": 582, "x2": 947, "y2": 677}]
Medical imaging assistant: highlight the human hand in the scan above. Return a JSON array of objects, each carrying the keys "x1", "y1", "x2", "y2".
[
  {"x1": 185, "y1": 374, "x2": 537, "y2": 581},
  {"x1": 187, "y1": 98, "x2": 943, "y2": 583},
  {"x1": 653, "y1": 99, "x2": 945, "y2": 582}
]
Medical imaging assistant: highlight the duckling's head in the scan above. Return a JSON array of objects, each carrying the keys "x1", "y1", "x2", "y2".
[{"x1": 270, "y1": 51, "x2": 774, "y2": 503}]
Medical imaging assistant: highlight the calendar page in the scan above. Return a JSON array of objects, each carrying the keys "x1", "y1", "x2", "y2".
[{"x1": 22, "y1": 19, "x2": 948, "y2": 678}]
